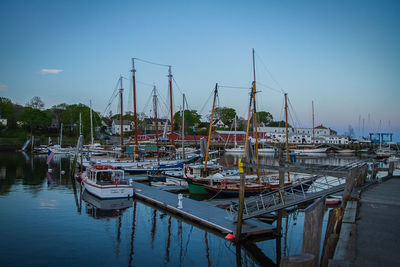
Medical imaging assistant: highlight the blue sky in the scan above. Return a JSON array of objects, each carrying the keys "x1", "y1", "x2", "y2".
[{"x1": 0, "y1": 0, "x2": 399, "y2": 139}]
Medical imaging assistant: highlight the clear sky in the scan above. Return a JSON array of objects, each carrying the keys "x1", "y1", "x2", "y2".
[{"x1": 1, "y1": 0, "x2": 399, "y2": 140}]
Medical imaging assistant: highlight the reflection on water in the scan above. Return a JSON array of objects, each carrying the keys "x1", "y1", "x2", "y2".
[{"x1": 0, "y1": 152, "x2": 363, "y2": 266}]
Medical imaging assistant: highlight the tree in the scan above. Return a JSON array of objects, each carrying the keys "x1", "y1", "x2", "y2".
[
  {"x1": 258, "y1": 111, "x2": 273, "y2": 124},
  {"x1": 173, "y1": 110, "x2": 201, "y2": 134},
  {"x1": 0, "y1": 97, "x2": 16, "y2": 120},
  {"x1": 61, "y1": 104, "x2": 101, "y2": 141},
  {"x1": 26, "y1": 96, "x2": 45, "y2": 110},
  {"x1": 18, "y1": 107, "x2": 51, "y2": 134},
  {"x1": 214, "y1": 107, "x2": 236, "y2": 126},
  {"x1": 268, "y1": 120, "x2": 292, "y2": 128}
]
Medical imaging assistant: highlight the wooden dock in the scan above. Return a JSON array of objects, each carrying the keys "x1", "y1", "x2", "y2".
[{"x1": 132, "y1": 182, "x2": 275, "y2": 240}]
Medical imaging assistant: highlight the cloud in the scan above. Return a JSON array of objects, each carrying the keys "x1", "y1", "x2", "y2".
[
  {"x1": 40, "y1": 69, "x2": 63, "y2": 74},
  {"x1": 0, "y1": 83, "x2": 7, "y2": 91}
]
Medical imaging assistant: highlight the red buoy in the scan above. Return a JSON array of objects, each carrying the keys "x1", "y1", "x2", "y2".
[{"x1": 225, "y1": 233, "x2": 235, "y2": 241}]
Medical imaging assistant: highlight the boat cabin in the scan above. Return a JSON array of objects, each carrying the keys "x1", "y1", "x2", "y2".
[
  {"x1": 87, "y1": 166, "x2": 126, "y2": 185},
  {"x1": 186, "y1": 164, "x2": 222, "y2": 178}
]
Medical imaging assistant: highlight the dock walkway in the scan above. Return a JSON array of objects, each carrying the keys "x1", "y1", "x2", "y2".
[
  {"x1": 132, "y1": 182, "x2": 275, "y2": 240},
  {"x1": 354, "y1": 177, "x2": 400, "y2": 266}
]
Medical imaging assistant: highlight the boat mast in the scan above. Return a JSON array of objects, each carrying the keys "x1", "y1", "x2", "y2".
[
  {"x1": 168, "y1": 66, "x2": 174, "y2": 146},
  {"x1": 234, "y1": 116, "x2": 237, "y2": 148},
  {"x1": 119, "y1": 76, "x2": 124, "y2": 153},
  {"x1": 90, "y1": 100, "x2": 94, "y2": 145},
  {"x1": 251, "y1": 48, "x2": 260, "y2": 183},
  {"x1": 284, "y1": 93, "x2": 290, "y2": 181},
  {"x1": 131, "y1": 58, "x2": 139, "y2": 159},
  {"x1": 79, "y1": 112, "x2": 82, "y2": 136},
  {"x1": 312, "y1": 100, "x2": 315, "y2": 146},
  {"x1": 153, "y1": 85, "x2": 160, "y2": 165},
  {"x1": 204, "y1": 83, "x2": 218, "y2": 172},
  {"x1": 60, "y1": 123, "x2": 63, "y2": 147},
  {"x1": 182, "y1": 93, "x2": 185, "y2": 160}
]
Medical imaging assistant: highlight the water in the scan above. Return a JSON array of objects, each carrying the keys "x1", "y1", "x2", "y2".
[{"x1": 0, "y1": 152, "x2": 358, "y2": 266}]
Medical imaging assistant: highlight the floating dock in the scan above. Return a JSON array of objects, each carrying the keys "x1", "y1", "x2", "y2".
[{"x1": 132, "y1": 182, "x2": 275, "y2": 240}]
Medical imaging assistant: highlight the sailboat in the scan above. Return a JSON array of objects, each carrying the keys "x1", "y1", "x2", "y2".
[
  {"x1": 224, "y1": 116, "x2": 247, "y2": 154},
  {"x1": 291, "y1": 101, "x2": 328, "y2": 155},
  {"x1": 203, "y1": 49, "x2": 273, "y2": 197}
]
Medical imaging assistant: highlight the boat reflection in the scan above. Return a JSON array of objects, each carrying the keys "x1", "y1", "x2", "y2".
[{"x1": 82, "y1": 190, "x2": 132, "y2": 219}]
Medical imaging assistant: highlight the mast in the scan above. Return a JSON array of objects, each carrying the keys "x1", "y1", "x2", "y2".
[
  {"x1": 60, "y1": 123, "x2": 63, "y2": 147},
  {"x1": 182, "y1": 93, "x2": 185, "y2": 160},
  {"x1": 168, "y1": 66, "x2": 174, "y2": 146},
  {"x1": 284, "y1": 93, "x2": 290, "y2": 181},
  {"x1": 312, "y1": 100, "x2": 315, "y2": 146},
  {"x1": 119, "y1": 76, "x2": 124, "y2": 153},
  {"x1": 90, "y1": 100, "x2": 94, "y2": 144},
  {"x1": 153, "y1": 86, "x2": 160, "y2": 165},
  {"x1": 234, "y1": 116, "x2": 237, "y2": 148},
  {"x1": 251, "y1": 48, "x2": 260, "y2": 183},
  {"x1": 79, "y1": 112, "x2": 82, "y2": 136},
  {"x1": 131, "y1": 58, "x2": 139, "y2": 158},
  {"x1": 204, "y1": 83, "x2": 218, "y2": 172}
]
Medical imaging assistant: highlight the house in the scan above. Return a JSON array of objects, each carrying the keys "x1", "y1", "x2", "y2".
[
  {"x1": 0, "y1": 118, "x2": 7, "y2": 126},
  {"x1": 144, "y1": 118, "x2": 171, "y2": 133},
  {"x1": 111, "y1": 119, "x2": 133, "y2": 135}
]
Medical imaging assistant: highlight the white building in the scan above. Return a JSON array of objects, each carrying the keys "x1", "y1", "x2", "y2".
[
  {"x1": 111, "y1": 120, "x2": 133, "y2": 135},
  {"x1": 258, "y1": 125, "x2": 349, "y2": 145}
]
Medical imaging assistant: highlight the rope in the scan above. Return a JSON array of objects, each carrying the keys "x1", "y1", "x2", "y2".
[{"x1": 134, "y1": 57, "x2": 171, "y2": 68}]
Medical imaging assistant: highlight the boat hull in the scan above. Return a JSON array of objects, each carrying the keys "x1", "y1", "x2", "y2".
[
  {"x1": 83, "y1": 179, "x2": 134, "y2": 199},
  {"x1": 204, "y1": 184, "x2": 269, "y2": 198}
]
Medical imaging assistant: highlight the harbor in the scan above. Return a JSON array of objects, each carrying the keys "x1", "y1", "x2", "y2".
[
  {"x1": 1, "y1": 1, "x2": 400, "y2": 266},
  {"x1": 1, "y1": 150, "x2": 399, "y2": 266}
]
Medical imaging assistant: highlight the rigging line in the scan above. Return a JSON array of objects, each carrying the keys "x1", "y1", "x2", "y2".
[
  {"x1": 254, "y1": 51, "x2": 284, "y2": 91},
  {"x1": 102, "y1": 79, "x2": 121, "y2": 116},
  {"x1": 136, "y1": 80, "x2": 154, "y2": 87},
  {"x1": 172, "y1": 77, "x2": 184, "y2": 95},
  {"x1": 287, "y1": 98, "x2": 302, "y2": 128},
  {"x1": 133, "y1": 57, "x2": 171, "y2": 68},
  {"x1": 257, "y1": 81, "x2": 283, "y2": 94},
  {"x1": 199, "y1": 89, "x2": 214, "y2": 115},
  {"x1": 141, "y1": 90, "x2": 153, "y2": 116},
  {"x1": 219, "y1": 85, "x2": 251, "y2": 90}
]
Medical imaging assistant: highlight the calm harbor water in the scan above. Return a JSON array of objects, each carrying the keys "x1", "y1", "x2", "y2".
[{"x1": 0, "y1": 152, "x2": 357, "y2": 266}]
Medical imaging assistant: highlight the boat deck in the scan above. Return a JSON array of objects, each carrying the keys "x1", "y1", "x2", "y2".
[{"x1": 132, "y1": 182, "x2": 275, "y2": 240}]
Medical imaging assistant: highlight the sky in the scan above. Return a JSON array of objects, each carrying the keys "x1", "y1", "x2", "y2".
[{"x1": 0, "y1": 0, "x2": 399, "y2": 140}]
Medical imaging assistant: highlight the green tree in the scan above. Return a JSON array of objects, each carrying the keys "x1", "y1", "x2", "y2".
[
  {"x1": 0, "y1": 97, "x2": 16, "y2": 119},
  {"x1": 61, "y1": 104, "x2": 101, "y2": 141},
  {"x1": 173, "y1": 110, "x2": 201, "y2": 134},
  {"x1": 214, "y1": 107, "x2": 236, "y2": 126},
  {"x1": 51, "y1": 103, "x2": 67, "y2": 123},
  {"x1": 18, "y1": 107, "x2": 51, "y2": 134},
  {"x1": 26, "y1": 96, "x2": 45, "y2": 110},
  {"x1": 257, "y1": 111, "x2": 273, "y2": 124}
]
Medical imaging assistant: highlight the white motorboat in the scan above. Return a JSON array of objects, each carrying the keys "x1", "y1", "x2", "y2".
[{"x1": 80, "y1": 165, "x2": 134, "y2": 199}]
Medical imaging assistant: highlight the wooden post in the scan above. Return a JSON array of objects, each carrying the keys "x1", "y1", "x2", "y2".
[
  {"x1": 341, "y1": 167, "x2": 359, "y2": 209},
  {"x1": 235, "y1": 158, "x2": 246, "y2": 243},
  {"x1": 70, "y1": 135, "x2": 83, "y2": 178},
  {"x1": 30, "y1": 135, "x2": 34, "y2": 154},
  {"x1": 301, "y1": 196, "x2": 326, "y2": 265},
  {"x1": 388, "y1": 162, "x2": 394, "y2": 177},
  {"x1": 356, "y1": 165, "x2": 368, "y2": 187},
  {"x1": 371, "y1": 163, "x2": 378, "y2": 180},
  {"x1": 276, "y1": 210, "x2": 283, "y2": 265},
  {"x1": 320, "y1": 208, "x2": 340, "y2": 267}
]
